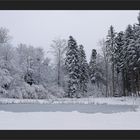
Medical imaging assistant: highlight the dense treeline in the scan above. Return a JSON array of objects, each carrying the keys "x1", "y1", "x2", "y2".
[
  {"x1": 103, "y1": 13, "x2": 140, "y2": 97},
  {"x1": 0, "y1": 13, "x2": 139, "y2": 99}
]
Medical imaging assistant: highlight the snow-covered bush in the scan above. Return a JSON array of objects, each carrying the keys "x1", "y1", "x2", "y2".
[
  {"x1": 8, "y1": 82, "x2": 56, "y2": 99},
  {"x1": 9, "y1": 87, "x2": 23, "y2": 99},
  {"x1": 87, "y1": 83, "x2": 105, "y2": 97},
  {"x1": 0, "y1": 68, "x2": 13, "y2": 90},
  {"x1": 22, "y1": 83, "x2": 36, "y2": 99},
  {"x1": 46, "y1": 84, "x2": 66, "y2": 98},
  {"x1": 0, "y1": 87, "x2": 8, "y2": 98},
  {"x1": 8, "y1": 82, "x2": 35, "y2": 99},
  {"x1": 32, "y1": 84, "x2": 50, "y2": 99}
]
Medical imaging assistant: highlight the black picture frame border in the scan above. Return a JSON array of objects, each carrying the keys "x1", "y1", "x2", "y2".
[
  {"x1": 0, "y1": 130, "x2": 140, "y2": 139},
  {"x1": 0, "y1": 0, "x2": 139, "y2": 10},
  {"x1": 0, "y1": 0, "x2": 140, "y2": 139}
]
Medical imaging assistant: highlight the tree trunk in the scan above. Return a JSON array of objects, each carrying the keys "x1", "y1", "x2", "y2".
[
  {"x1": 122, "y1": 69, "x2": 126, "y2": 96},
  {"x1": 112, "y1": 56, "x2": 115, "y2": 97},
  {"x1": 131, "y1": 71, "x2": 134, "y2": 96},
  {"x1": 58, "y1": 48, "x2": 61, "y2": 86},
  {"x1": 105, "y1": 44, "x2": 109, "y2": 97},
  {"x1": 137, "y1": 69, "x2": 140, "y2": 96},
  {"x1": 125, "y1": 71, "x2": 129, "y2": 96},
  {"x1": 105, "y1": 60, "x2": 108, "y2": 97},
  {"x1": 116, "y1": 71, "x2": 119, "y2": 96}
]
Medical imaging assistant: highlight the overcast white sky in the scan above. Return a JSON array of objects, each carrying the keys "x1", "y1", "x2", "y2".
[{"x1": 0, "y1": 10, "x2": 139, "y2": 61}]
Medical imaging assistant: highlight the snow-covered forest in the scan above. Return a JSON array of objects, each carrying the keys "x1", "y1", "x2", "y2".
[
  {"x1": 0, "y1": 12, "x2": 139, "y2": 100},
  {"x1": 0, "y1": 11, "x2": 140, "y2": 130}
]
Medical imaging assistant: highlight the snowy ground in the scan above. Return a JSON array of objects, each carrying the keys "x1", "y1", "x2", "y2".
[{"x1": 0, "y1": 97, "x2": 140, "y2": 130}]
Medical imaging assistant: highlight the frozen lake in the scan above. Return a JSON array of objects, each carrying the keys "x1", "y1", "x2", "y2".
[
  {"x1": 0, "y1": 99, "x2": 140, "y2": 130},
  {"x1": 0, "y1": 103, "x2": 138, "y2": 114}
]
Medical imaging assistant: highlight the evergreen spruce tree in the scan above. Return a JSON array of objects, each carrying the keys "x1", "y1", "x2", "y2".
[
  {"x1": 123, "y1": 24, "x2": 135, "y2": 95},
  {"x1": 78, "y1": 45, "x2": 89, "y2": 94},
  {"x1": 106, "y1": 25, "x2": 117, "y2": 97},
  {"x1": 115, "y1": 31, "x2": 124, "y2": 73},
  {"x1": 65, "y1": 36, "x2": 80, "y2": 98},
  {"x1": 89, "y1": 49, "x2": 97, "y2": 84},
  {"x1": 115, "y1": 31, "x2": 125, "y2": 96}
]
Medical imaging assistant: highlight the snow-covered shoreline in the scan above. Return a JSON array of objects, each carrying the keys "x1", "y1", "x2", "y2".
[{"x1": 0, "y1": 97, "x2": 139, "y2": 106}]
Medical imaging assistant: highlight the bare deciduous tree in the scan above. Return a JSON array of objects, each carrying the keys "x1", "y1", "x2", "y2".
[{"x1": 50, "y1": 38, "x2": 67, "y2": 86}]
